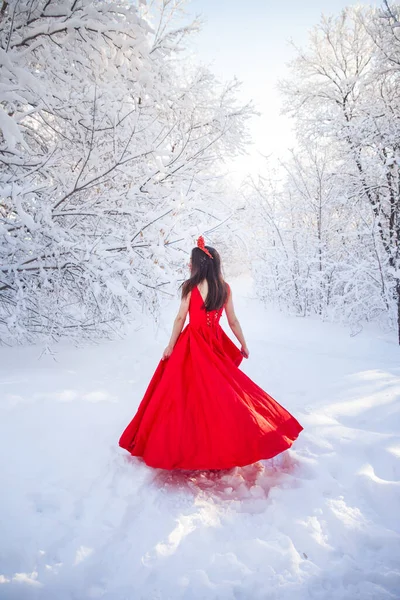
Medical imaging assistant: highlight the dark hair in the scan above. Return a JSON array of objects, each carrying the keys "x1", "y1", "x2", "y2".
[{"x1": 181, "y1": 244, "x2": 228, "y2": 311}]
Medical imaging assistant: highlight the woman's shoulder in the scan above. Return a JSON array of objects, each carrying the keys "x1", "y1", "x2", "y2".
[
  {"x1": 223, "y1": 281, "x2": 231, "y2": 302},
  {"x1": 181, "y1": 279, "x2": 193, "y2": 299}
]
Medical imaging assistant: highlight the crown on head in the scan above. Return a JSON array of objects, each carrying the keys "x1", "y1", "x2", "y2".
[{"x1": 197, "y1": 235, "x2": 213, "y2": 259}]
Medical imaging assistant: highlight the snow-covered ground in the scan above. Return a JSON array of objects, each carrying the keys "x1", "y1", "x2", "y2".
[{"x1": 1, "y1": 276, "x2": 399, "y2": 600}]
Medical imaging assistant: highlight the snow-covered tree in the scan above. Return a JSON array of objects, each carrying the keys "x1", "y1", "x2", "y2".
[
  {"x1": 0, "y1": 0, "x2": 252, "y2": 344},
  {"x1": 247, "y1": 4, "x2": 400, "y2": 340}
]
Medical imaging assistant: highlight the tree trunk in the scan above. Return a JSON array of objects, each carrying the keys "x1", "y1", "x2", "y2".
[{"x1": 397, "y1": 280, "x2": 400, "y2": 345}]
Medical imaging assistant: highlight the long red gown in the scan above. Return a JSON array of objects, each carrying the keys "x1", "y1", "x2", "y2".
[{"x1": 119, "y1": 284, "x2": 303, "y2": 470}]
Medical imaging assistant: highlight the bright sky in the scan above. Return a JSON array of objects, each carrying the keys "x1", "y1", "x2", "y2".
[{"x1": 185, "y1": 0, "x2": 381, "y2": 179}]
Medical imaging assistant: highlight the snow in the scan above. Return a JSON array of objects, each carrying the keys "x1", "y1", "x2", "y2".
[
  {"x1": 0, "y1": 106, "x2": 26, "y2": 153},
  {"x1": 1, "y1": 275, "x2": 399, "y2": 600}
]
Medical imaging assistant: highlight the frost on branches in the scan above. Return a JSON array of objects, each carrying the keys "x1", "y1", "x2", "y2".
[
  {"x1": 246, "y1": 4, "x2": 400, "y2": 342},
  {"x1": 0, "y1": 0, "x2": 252, "y2": 344}
]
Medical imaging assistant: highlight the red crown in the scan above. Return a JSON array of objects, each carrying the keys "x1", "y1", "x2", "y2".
[{"x1": 197, "y1": 236, "x2": 213, "y2": 259}]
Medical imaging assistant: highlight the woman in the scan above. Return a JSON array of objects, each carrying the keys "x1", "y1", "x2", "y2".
[{"x1": 119, "y1": 236, "x2": 303, "y2": 470}]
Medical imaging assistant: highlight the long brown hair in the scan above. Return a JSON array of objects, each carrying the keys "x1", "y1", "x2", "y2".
[{"x1": 181, "y1": 244, "x2": 228, "y2": 311}]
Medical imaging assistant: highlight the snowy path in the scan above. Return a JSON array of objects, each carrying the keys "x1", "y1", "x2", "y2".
[{"x1": 1, "y1": 276, "x2": 400, "y2": 600}]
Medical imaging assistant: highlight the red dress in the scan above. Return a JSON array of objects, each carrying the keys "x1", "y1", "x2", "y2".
[{"x1": 119, "y1": 284, "x2": 303, "y2": 470}]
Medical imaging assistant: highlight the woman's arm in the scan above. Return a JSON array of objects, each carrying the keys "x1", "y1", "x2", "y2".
[
  {"x1": 225, "y1": 286, "x2": 249, "y2": 358},
  {"x1": 162, "y1": 292, "x2": 191, "y2": 360}
]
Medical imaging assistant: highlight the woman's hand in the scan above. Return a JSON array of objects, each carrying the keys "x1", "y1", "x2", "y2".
[
  {"x1": 162, "y1": 344, "x2": 174, "y2": 360},
  {"x1": 241, "y1": 345, "x2": 249, "y2": 359}
]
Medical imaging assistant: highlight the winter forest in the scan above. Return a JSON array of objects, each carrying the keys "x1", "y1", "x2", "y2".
[
  {"x1": 1, "y1": 0, "x2": 399, "y2": 345},
  {"x1": 0, "y1": 0, "x2": 253, "y2": 345},
  {"x1": 1, "y1": 2, "x2": 400, "y2": 600}
]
